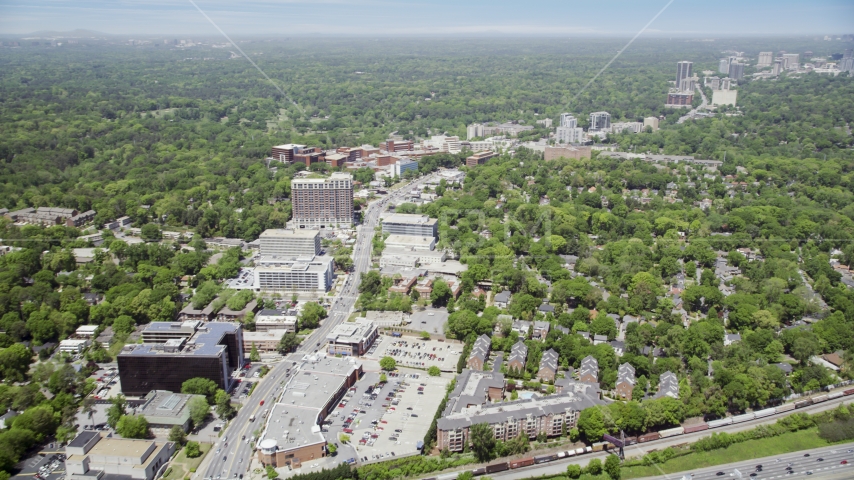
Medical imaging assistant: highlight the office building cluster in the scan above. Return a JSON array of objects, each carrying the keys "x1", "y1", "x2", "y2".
[{"x1": 228, "y1": 228, "x2": 336, "y2": 294}]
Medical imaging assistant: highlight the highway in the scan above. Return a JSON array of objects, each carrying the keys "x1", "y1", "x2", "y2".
[
  {"x1": 199, "y1": 174, "x2": 436, "y2": 480},
  {"x1": 636, "y1": 443, "x2": 854, "y2": 480}
]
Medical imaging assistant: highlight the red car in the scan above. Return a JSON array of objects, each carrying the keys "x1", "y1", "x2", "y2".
[{"x1": 260, "y1": 400, "x2": 265, "y2": 406}]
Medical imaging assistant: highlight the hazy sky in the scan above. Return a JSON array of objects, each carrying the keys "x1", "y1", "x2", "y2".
[{"x1": 1, "y1": 0, "x2": 852, "y2": 36}]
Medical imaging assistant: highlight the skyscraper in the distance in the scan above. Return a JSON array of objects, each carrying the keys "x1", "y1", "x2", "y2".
[
  {"x1": 719, "y1": 58, "x2": 730, "y2": 74},
  {"x1": 589, "y1": 112, "x2": 611, "y2": 132},
  {"x1": 783, "y1": 53, "x2": 800, "y2": 71},
  {"x1": 676, "y1": 61, "x2": 693, "y2": 91},
  {"x1": 728, "y1": 62, "x2": 745, "y2": 80},
  {"x1": 559, "y1": 113, "x2": 577, "y2": 128},
  {"x1": 757, "y1": 52, "x2": 773, "y2": 68}
]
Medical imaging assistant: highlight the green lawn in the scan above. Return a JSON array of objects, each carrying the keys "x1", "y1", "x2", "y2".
[
  {"x1": 164, "y1": 442, "x2": 211, "y2": 480},
  {"x1": 622, "y1": 428, "x2": 831, "y2": 479}
]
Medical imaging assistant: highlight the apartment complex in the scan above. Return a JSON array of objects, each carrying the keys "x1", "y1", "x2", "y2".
[
  {"x1": 437, "y1": 375, "x2": 602, "y2": 452},
  {"x1": 666, "y1": 92, "x2": 693, "y2": 107},
  {"x1": 537, "y1": 349, "x2": 559, "y2": 382},
  {"x1": 325, "y1": 318, "x2": 379, "y2": 356},
  {"x1": 508, "y1": 341, "x2": 528, "y2": 372},
  {"x1": 578, "y1": 355, "x2": 599, "y2": 383},
  {"x1": 290, "y1": 172, "x2": 353, "y2": 229},
  {"x1": 260, "y1": 229, "x2": 321, "y2": 258},
  {"x1": 728, "y1": 62, "x2": 745, "y2": 80},
  {"x1": 653, "y1": 371, "x2": 679, "y2": 399},
  {"x1": 5, "y1": 207, "x2": 96, "y2": 227},
  {"x1": 65, "y1": 432, "x2": 175, "y2": 480},
  {"x1": 117, "y1": 322, "x2": 244, "y2": 396},
  {"x1": 257, "y1": 355, "x2": 362, "y2": 468}
]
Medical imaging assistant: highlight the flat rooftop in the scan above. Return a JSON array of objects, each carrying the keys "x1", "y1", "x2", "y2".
[
  {"x1": 136, "y1": 391, "x2": 201, "y2": 423},
  {"x1": 69, "y1": 431, "x2": 99, "y2": 448},
  {"x1": 383, "y1": 213, "x2": 438, "y2": 225},
  {"x1": 87, "y1": 437, "x2": 155, "y2": 458},
  {"x1": 385, "y1": 234, "x2": 435, "y2": 246},
  {"x1": 120, "y1": 322, "x2": 238, "y2": 357},
  {"x1": 260, "y1": 356, "x2": 361, "y2": 452},
  {"x1": 260, "y1": 229, "x2": 319, "y2": 239},
  {"x1": 326, "y1": 318, "x2": 375, "y2": 345}
]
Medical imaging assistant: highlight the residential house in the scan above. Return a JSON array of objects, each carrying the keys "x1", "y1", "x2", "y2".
[
  {"x1": 532, "y1": 321, "x2": 551, "y2": 341},
  {"x1": 512, "y1": 320, "x2": 532, "y2": 339},
  {"x1": 615, "y1": 363, "x2": 636, "y2": 400},
  {"x1": 653, "y1": 371, "x2": 679, "y2": 399},
  {"x1": 538, "y1": 349, "x2": 559, "y2": 382},
  {"x1": 494, "y1": 290, "x2": 511, "y2": 309},
  {"x1": 579, "y1": 355, "x2": 598, "y2": 383},
  {"x1": 724, "y1": 333, "x2": 742, "y2": 346},
  {"x1": 609, "y1": 340, "x2": 625, "y2": 357},
  {"x1": 508, "y1": 341, "x2": 528, "y2": 373},
  {"x1": 467, "y1": 334, "x2": 491, "y2": 371}
]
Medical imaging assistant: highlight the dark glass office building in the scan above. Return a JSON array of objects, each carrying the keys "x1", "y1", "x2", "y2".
[{"x1": 118, "y1": 322, "x2": 244, "y2": 396}]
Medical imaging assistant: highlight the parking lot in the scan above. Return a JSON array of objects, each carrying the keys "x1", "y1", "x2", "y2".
[
  {"x1": 409, "y1": 307, "x2": 449, "y2": 335},
  {"x1": 367, "y1": 336, "x2": 461, "y2": 372},
  {"x1": 322, "y1": 368, "x2": 451, "y2": 465},
  {"x1": 13, "y1": 447, "x2": 66, "y2": 480}
]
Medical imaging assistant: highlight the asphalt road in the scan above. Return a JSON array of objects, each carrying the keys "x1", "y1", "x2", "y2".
[
  {"x1": 677, "y1": 84, "x2": 709, "y2": 124},
  {"x1": 639, "y1": 442, "x2": 854, "y2": 480},
  {"x1": 199, "y1": 174, "x2": 435, "y2": 480}
]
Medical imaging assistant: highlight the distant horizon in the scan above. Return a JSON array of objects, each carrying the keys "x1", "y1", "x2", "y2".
[
  {"x1": 1, "y1": 0, "x2": 852, "y2": 37},
  {"x1": 2, "y1": 30, "x2": 852, "y2": 40}
]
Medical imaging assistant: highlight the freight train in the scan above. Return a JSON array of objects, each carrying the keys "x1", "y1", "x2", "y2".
[{"x1": 422, "y1": 390, "x2": 853, "y2": 479}]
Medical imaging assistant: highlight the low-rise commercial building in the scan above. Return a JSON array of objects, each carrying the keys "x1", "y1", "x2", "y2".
[
  {"x1": 379, "y1": 248, "x2": 446, "y2": 268},
  {"x1": 255, "y1": 310, "x2": 298, "y2": 333},
  {"x1": 384, "y1": 234, "x2": 436, "y2": 251},
  {"x1": 59, "y1": 339, "x2": 89, "y2": 353},
  {"x1": 118, "y1": 322, "x2": 244, "y2": 396},
  {"x1": 257, "y1": 355, "x2": 362, "y2": 468},
  {"x1": 65, "y1": 431, "x2": 174, "y2": 480},
  {"x1": 134, "y1": 390, "x2": 206, "y2": 432},
  {"x1": 325, "y1": 318, "x2": 378, "y2": 356},
  {"x1": 244, "y1": 330, "x2": 291, "y2": 353}
]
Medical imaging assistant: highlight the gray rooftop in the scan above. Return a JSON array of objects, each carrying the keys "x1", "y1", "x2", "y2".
[
  {"x1": 443, "y1": 369, "x2": 505, "y2": 416},
  {"x1": 261, "y1": 356, "x2": 361, "y2": 453},
  {"x1": 539, "y1": 349, "x2": 558, "y2": 372},
  {"x1": 438, "y1": 388, "x2": 604, "y2": 431},
  {"x1": 653, "y1": 371, "x2": 679, "y2": 399},
  {"x1": 468, "y1": 334, "x2": 491, "y2": 364},
  {"x1": 508, "y1": 341, "x2": 528, "y2": 366},
  {"x1": 617, "y1": 363, "x2": 636, "y2": 386},
  {"x1": 494, "y1": 291, "x2": 511, "y2": 303},
  {"x1": 579, "y1": 355, "x2": 598, "y2": 380},
  {"x1": 68, "y1": 431, "x2": 100, "y2": 448}
]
